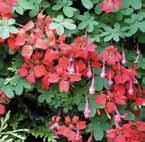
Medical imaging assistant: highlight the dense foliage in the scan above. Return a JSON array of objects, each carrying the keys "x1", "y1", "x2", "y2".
[{"x1": 1, "y1": 0, "x2": 145, "y2": 141}]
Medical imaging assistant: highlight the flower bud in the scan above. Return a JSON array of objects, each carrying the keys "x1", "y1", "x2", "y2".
[
  {"x1": 87, "y1": 63, "x2": 92, "y2": 78},
  {"x1": 89, "y1": 76, "x2": 95, "y2": 95},
  {"x1": 121, "y1": 49, "x2": 126, "y2": 64},
  {"x1": 100, "y1": 63, "x2": 106, "y2": 78},
  {"x1": 84, "y1": 96, "x2": 91, "y2": 119}
]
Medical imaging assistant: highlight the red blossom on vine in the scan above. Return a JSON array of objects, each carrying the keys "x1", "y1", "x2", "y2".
[{"x1": 50, "y1": 115, "x2": 86, "y2": 142}]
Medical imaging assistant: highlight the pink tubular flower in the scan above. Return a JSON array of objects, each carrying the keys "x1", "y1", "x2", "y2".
[
  {"x1": 89, "y1": 76, "x2": 95, "y2": 95},
  {"x1": 121, "y1": 48, "x2": 126, "y2": 64},
  {"x1": 84, "y1": 96, "x2": 91, "y2": 119},
  {"x1": 100, "y1": 62, "x2": 106, "y2": 78}
]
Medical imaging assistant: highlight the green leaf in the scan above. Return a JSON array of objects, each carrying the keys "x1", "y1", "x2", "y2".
[
  {"x1": 78, "y1": 21, "x2": 88, "y2": 29},
  {"x1": 63, "y1": 7, "x2": 75, "y2": 17},
  {"x1": 130, "y1": 0, "x2": 142, "y2": 9},
  {"x1": 0, "y1": 28, "x2": 9, "y2": 39},
  {"x1": 9, "y1": 26, "x2": 18, "y2": 34},
  {"x1": 87, "y1": 116, "x2": 112, "y2": 141},
  {"x1": 29, "y1": 5, "x2": 39, "y2": 17},
  {"x1": 52, "y1": 5, "x2": 62, "y2": 11},
  {"x1": 54, "y1": 15, "x2": 64, "y2": 22},
  {"x1": 62, "y1": 21, "x2": 76, "y2": 30},
  {"x1": 15, "y1": 84, "x2": 23, "y2": 96},
  {"x1": 139, "y1": 21, "x2": 145, "y2": 32},
  {"x1": 38, "y1": 91, "x2": 53, "y2": 104},
  {"x1": 1, "y1": 85, "x2": 14, "y2": 98},
  {"x1": 120, "y1": 8, "x2": 133, "y2": 15},
  {"x1": 49, "y1": 23, "x2": 59, "y2": 29},
  {"x1": 56, "y1": 25, "x2": 64, "y2": 35},
  {"x1": 95, "y1": 76, "x2": 104, "y2": 91},
  {"x1": 81, "y1": 0, "x2": 93, "y2": 9},
  {"x1": 94, "y1": 126, "x2": 104, "y2": 141},
  {"x1": 15, "y1": 6, "x2": 24, "y2": 15}
]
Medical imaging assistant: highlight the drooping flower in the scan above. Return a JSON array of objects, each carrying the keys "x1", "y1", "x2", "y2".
[
  {"x1": 84, "y1": 96, "x2": 91, "y2": 119},
  {"x1": 89, "y1": 75, "x2": 95, "y2": 95},
  {"x1": 121, "y1": 48, "x2": 126, "y2": 64}
]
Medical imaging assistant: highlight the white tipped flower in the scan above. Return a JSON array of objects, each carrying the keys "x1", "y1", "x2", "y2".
[{"x1": 89, "y1": 76, "x2": 95, "y2": 95}]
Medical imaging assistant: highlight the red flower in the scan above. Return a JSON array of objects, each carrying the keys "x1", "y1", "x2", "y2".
[
  {"x1": 19, "y1": 67, "x2": 28, "y2": 77},
  {"x1": 105, "y1": 102, "x2": 116, "y2": 113},
  {"x1": 0, "y1": 0, "x2": 17, "y2": 15},
  {"x1": 102, "y1": 45, "x2": 121, "y2": 65},
  {"x1": 100, "y1": 0, "x2": 121, "y2": 14},
  {"x1": 106, "y1": 121, "x2": 145, "y2": 142},
  {"x1": 50, "y1": 115, "x2": 86, "y2": 142},
  {"x1": 22, "y1": 45, "x2": 33, "y2": 59},
  {"x1": 8, "y1": 35, "x2": 19, "y2": 50},
  {"x1": 33, "y1": 64, "x2": 47, "y2": 78},
  {"x1": 26, "y1": 72, "x2": 35, "y2": 84},
  {"x1": 59, "y1": 80, "x2": 70, "y2": 93},
  {"x1": 41, "y1": 74, "x2": 50, "y2": 89},
  {"x1": 96, "y1": 94, "x2": 107, "y2": 106},
  {"x1": 0, "y1": 104, "x2": 5, "y2": 115}
]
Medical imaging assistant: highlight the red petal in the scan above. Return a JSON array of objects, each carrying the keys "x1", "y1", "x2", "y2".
[
  {"x1": 65, "y1": 116, "x2": 71, "y2": 124},
  {"x1": 33, "y1": 65, "x2": 47, "y2": 78},
  {"x1": 76, "y1": 121, "x2": 86, "y2": 130},
  {"x1": 8, "y1": 35, "x2": 19, "y2": 50},
  {"x1": 46, "y1": 30, "x2": 56, "y2": 46},
  {"x1": 15, "y1": 29, "x2": 26, "y2": 46},
  {"x1": 96, "y1": 94, "x2": 106, "y2": 106},
  {"x1": 72, "y1": 116, "x2": 79, "y2": 124},
  {"x1": 0, "y1": 104, "x2": 5, "y2": 115},
  {"x1": 105, "y1": 102, "x2": 116, "y2": 113},
  {"x1": 47, "y1": 73, "x2": 59, "y2": 83},
  {"x1": 22, "y1": 45, "x2": 33, "y2": 59},
  {"x1": 23, "y1": 21, "x2": 34, "y2": 31},
  {"x1": 59, "y1": 80, "x2": 69, "y2": 93},
  {"x1": 115, "y1": 136, "x2": 126, "y2": 142},
  {"x1": 41, "y1": 75, "x2": 50, "y2": 89},
  {"x1": 70, "y1": 74, "x2": 81, "y2": 82},
  {"x1": 19, "y1": 67, "x2": 28, "y2": 77},
  {"x1": 35, "y1": 39, "x2": 48, "y2": 50},
  {"x1": 26, "y1": 72, "x2": 35, "y2": 84}
]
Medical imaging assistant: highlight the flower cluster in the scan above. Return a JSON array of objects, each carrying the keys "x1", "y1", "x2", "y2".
[
  {"x1": 0, "y1": 0, "x2": 17, "y2": 18},
  {"x1": 95, "y1": 46, "x2": 145, "y2": 114},
  {"x1": 49, "y1": 115, "x2": 86, "y2": 142},
  {"x1": 8, "y1": 12, "x2": 100, "y2": 92},
  {"x1": 107, "y1": 121, "x2": 145, "y2": 142},
  {"x1": 100, "y1": 0, "x2": 121, "y2": 13}
]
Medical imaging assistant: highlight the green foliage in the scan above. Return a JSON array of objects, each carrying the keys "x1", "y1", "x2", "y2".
[
  {"x1": 86, "y1": 116, "x2": 112, "y2": 141},
  {"x1": 14, "y1": 0, "x2": 42, "y2": 17},
  {"x1": 52, "y1": 0, "x2": 77, "y2": 17},
  {"x1": 50, "y1": 15, "x2": 76, "y2": 35},
  {"x1": 0, "y1": 75, "x2": 32, "y2": 98},
  {"x1": 0, "y1": 111, "x2": 29, "y2": 142},
  {"x1": 81, "y1": 0, "x2": 93, "y2": 9}
]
